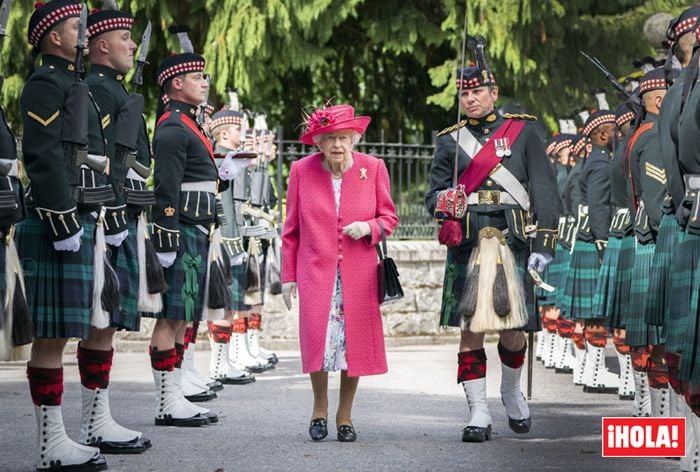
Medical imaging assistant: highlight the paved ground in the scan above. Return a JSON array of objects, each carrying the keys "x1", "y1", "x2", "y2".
[{"x1": 0, "y1": 343, "x2": 678, "y2": 472}]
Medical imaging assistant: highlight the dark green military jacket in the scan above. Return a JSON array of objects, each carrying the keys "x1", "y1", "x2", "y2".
[
  {"x1": 658, "y1": 75, "x2": 685, "y2": 211},
  {"x1": 628, "y1": 114, "x2": 666, "y2": 236},
  {"x1": 577, "y1": 144, "x2": 611, "y2": 243},
  {"x1": 85, "y1": 64, "x2": 152, "y2": 230},
  {"x1": 20, "y1": 54, "x2": 106, "y2": 241},
  {"x1": 425, "y1": 111, "x2": 561, "y2": 255},
  {"x1": 608, "y1": 135, "x2": 633, "y2": 238},
  {"x1": 562, "y1": 158, "x2": 583, "y2": 218},
  {"x1": 0, "y1": 102, "x2": 24, "y2": 228},
  {"x1": 677, "y1": 70, "x2": 700, "y2": 234},
  {"x1": 152, "y1": 100, "x2": 219, "y2": 252}
]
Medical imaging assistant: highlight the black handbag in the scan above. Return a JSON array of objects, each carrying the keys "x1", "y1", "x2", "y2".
[{"x1": 377, "y1": 222, "x2": 404, "y2": 305}]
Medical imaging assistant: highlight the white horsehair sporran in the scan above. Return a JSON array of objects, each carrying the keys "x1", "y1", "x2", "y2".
[{"x1": 458, "y1": 226, "x2": 528, "y2": 333}]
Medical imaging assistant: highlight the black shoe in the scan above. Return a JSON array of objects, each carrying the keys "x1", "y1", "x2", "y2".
[
  {"x1": 555, "y1": 367, "x2": 573, "y2": 374},
  {"x1": 155, "y1": 413, "x2": 210, "y2": 427},
  {"x1": 619, "y1": 393, "x2": 635, "y2": 401},
  {"x1": 218, "y1": 374, "x2": 256, "y2": 385},
  {"x1": 508, "y1": 416, "x2": 531, "y2": 434},
  {"x1": 309, "y1": 418, "x2": 328, "y2": 441},
  {"x1": 42, "y1": 454, "x2": 110, "y2": 471},
  {"x1": 461, "y1": 425, "x2": 492, "y2": 442},
  {"x1": 207, "y1": 380, "x2": 224, "y2": 392},
  {"x1": 337, "y1": 424, "x2": 357, "y2": 442},
  {"x1": 89, "y1": 436, "x2": 151, "y2": 454},
  {"x1": 184, "y1": 390, "x2": 217, "y2": 402},
  {"x1": 245, "y1": 365, "x2": 267, "y2": 374},
  {"x1": 583, "y1": 385, "x2": 619, "y2": 394},
  {"x1": 267, "y1": 354, "x2": 279, "y2": 365},
  {"x1": 202, "y1": 411, "x2": 219, "y2": 424}
]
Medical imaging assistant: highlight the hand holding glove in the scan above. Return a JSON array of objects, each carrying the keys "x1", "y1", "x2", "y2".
[
  {"x1": 527, "y1": 252, "x2": 553, "y2": 273},
  {"x1": 342, "y1": 221, "x2": 371, "y2": 240},
  {"x1": 218, "y1": 151, "x2": 254, "y2": 181},
  {"x1": 53, "y1": 228, "x2": 84, "y2": 252},
  {"x1": 282, "y1": 282, "x2": 297, "y2": 310},
  {"x1": 157, "y1": 251, "x2": 177, "y2": 268}
]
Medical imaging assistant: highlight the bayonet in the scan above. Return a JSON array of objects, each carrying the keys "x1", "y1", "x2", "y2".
[
  {"x1": 75, "y1": 4, "x2": 87, "y2": 80},
  {"x1": 580, "y1": 51, "x2": 642, "y2": 113},
  {"x1": 0, "y1": 0, "x2": 12, "y2": 38},
  {"x1": 102, "y1": 0, "x2": 118, "y2": 10},
  {"x1": 131, "y1": 21, "x2": 151, "y2": 88}
]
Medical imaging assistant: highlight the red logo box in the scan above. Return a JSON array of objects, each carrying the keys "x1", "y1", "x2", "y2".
[{"x1": 602, "y1": 417, "x2": 686, "y2": 457}]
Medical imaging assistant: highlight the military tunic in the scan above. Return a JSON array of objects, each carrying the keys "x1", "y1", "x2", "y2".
[
  {"x1": 85, "y1": 64, "x2": 154, "y2": 330},
  {"x1": 146, "y1": 100, "x2": 220, "y2": 321},
  {"x1": 425, "y1": 112, "x2": 561, "y2": 330},
  {"x1": 16, "y1": 55, "x2": 107, "y2": 339}
]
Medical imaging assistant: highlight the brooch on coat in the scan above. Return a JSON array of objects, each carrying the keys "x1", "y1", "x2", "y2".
[{"x1": 360, "y1": 167, "x2": 367, "y2": 180}]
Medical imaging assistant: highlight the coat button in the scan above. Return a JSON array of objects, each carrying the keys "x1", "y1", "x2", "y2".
[
  {"x1": 338, "y1": 236, "x2": 343, "y2": 241},
  {"x1": 338, "y1": 255, "x2": 344, "y2": 261}
]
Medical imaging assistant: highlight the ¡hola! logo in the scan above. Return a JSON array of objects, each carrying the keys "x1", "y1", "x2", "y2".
[{"x1": 602, "y1": 417, "x2": 686, "y2": 457}]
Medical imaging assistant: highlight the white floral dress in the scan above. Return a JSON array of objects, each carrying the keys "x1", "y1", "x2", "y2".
[{"x1": 322, "y1": 177, "x2": 348, "y2": 372}]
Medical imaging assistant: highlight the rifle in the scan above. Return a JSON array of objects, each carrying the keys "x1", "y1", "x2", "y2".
[
  {"x1": 130, "y1": 21, "x2": 151, "y2": 90},
  {"x1": 198, "y1": 74, "x2": 211, "y2": 127},
  {"x1": 0, "y1": 0, "x2": 12, "y2": 94},
  {"x1": 580, "y1": 51, "x2": 642, "y2": 114}
]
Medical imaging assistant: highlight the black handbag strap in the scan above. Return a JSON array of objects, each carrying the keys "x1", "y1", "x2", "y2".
[{"x1": 376, "y1": 220, "x2": 388, "y2": 260}]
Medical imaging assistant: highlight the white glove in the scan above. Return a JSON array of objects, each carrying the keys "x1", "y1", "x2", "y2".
[
  {"x1": 230, "y1": 252, "x2": 247, "y2": 266},
  {"x1": 53, "y1": 228, "x2": 84, "y2": 252},
  {"x1": 282, "y1": 282, "x2": 297, "y2": 310},
  {"x1": 527, "y1": 252, "x2": 553, "y2": 273},
  {"x1": 157, "y1": 251, "x2": 177, "y2": 268},
  {"x1": 105, "y1": 229, "x2": 128, "y2": 247},
  {"x1": 342, "y1": 221, "x2": 371, "y2": 240},
  {"x1": 218, "y1": 151, "x2": 253, "y2": 181}
]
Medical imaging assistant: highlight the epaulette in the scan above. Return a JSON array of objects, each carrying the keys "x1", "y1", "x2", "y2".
[
  {"x1": 503, "y1": 113, "x2": 537, "y2": 122},
  {"x1": 437, "y1": 119, "x2": 467, "y2": 137}
]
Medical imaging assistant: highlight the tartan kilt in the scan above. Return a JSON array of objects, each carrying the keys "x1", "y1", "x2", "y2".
[
  {"x1": 539, "y1": 243, "x2": 565, "y2": 306},
  {"x1": 668, "y1": 231, "x2": 700, "y2": 354},
  {"x1": 591, "y1": 237, "x2": 622, "y2": 319},
  {"x1": 606, "y1": 235, "x2": 635, "y2": 330},
  {"x1": 561, "y1": 240, "x2": 599, "y2": 320},
  {"x1": 624, "y1": 242, "x2": 663, "y2": 347},
  {"x1": 229, "y1": 262, "x2": 250, "y2": 312},
  {"x1": 17, "y1": 211, "x2": 96, "y2": 339},
  {"x1": 142, "y1": 224, "x2": 208, "y2": 322},
  {"x1": 108, "y1": 216, "x2": 140, "y2": 332},
  {"x1": 555, "y1": 245, "x2": 573, "y2": 317},
  {"x1": 440, "y1": 242, "x2": 537, "y2": 331},
  {"x1": 644, "y1": 214, "x2": 677, "y2": 326}
]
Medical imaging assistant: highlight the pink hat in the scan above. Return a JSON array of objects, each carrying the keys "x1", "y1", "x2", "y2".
[{"x1": 299, "y1": 104, "x2": 370, "y2": 146}]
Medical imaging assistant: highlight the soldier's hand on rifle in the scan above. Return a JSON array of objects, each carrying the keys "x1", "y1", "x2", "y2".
[
  {"x1": 105, "y1": 229, "x2": 128, "y2": 247},
  {"x1": 282, "y1": 282, "x2": 297, "y2": 310},
  {"x1": 343, "y1": 221, "x2": 371, "y2": 240},
  {"x1": 527, "y1": 252, "x2": 553, "y2": 272},
  {"x1": 53, "y1": 228, "x2": 83, "y2": 252},
  {"x1": 157, "y1": 251, "x2": 177, "y2": 268}
]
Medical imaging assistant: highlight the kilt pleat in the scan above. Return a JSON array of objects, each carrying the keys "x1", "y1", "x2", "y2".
[
  {"x1": 591, "y1": 237, "x2": 622, "y2": 319},
  {"x1": 555, "y1": 245, "x2": 573, "y2": 318},
  {"x1": 109, "y1": 217, "x2": 140, "y2": 332},
  {"x1": 678, "y1": 232, "x2": 700, "y2": 383},
  {"x1": 645, "y1": 214, "x2": 676, "y2": 326},
  {"x1": 142, "y1": 224, "x2": 209, "y2": 321},
  {"x1": 666, "y1": 231, "x2": 700, "y2": 353},
  {"x1": 625, "y1": 242, "x2": 663, "y2": 347},
  {"x1": 562, "y1": 240, "x2": 599, "y2": 320},
  {"x1": 229, "y1": 262, "x2": 250, "y2": 311},
  {"x1": 17, "y1": 212, "x2": 96, "y2": 339},
  {"x1": 540, "y1": 244, "x2": 565, "y2": 305},
  {"x1": 606, "y1": 235, "x2": 635, "y2": 330}
]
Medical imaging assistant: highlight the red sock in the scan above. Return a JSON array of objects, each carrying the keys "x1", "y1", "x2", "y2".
[
  {"x1": 150, "y1": 347, "x2": 176, "y2": 372},
  {"x1": 76, "y1": 344, "x2": 113, "y2": 390},
  {"x1": 498, "y1": 341, "x2": 526, "y2": 369},
  {"x1": 572, "y1": 332, "x2": 586, "y2": 350},
  {"x1": 666, "y1": 353, "x2": 682, "y2": 395},
  {"x1": 185, "y1": 321, "x2": 200, "y2": 346},
  {"x1": 232, "y1": 318, "x2": 247, "y2": 334},
  {"x1": 612, "y1": 334, "x2": 630, "y2": 355},
  {"x1": 543, "y1": 318, "x2": 558, "y2": 333},
  {"x1": 27, "y1": 366, "x2": 63, "y2": 406},
  {"x1": 647, "y1": 359, "x2": 669, "y2": 389},
  {"x1": 630, "y1": 348, "x2": 649, "y2": 372},
  {"x1": 556, "y1": 319, "x2": 575, "y2": 338},
  {"x1": 457, "y1": 349, "x2": 487, "y2": 383},
  {"x1": 584, "y1": 329, "x2": 607, "y2": 348},
  {"x1": 208, "y1": 322, "x2": 231, "y2": 343},
  {"x1": 174, "y1": 343, "x2": 185, "y2": 368},
  {"x1": 248, "y1": 313, "x2": 261, "y2": 330}
]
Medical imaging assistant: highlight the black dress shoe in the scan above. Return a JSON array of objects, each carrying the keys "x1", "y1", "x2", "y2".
[
  {"x1": 309, "y1": 418, "x2": 328, "y2": 441},
  {"x1": 89, "y1": 436, "x2": 151, "y2": 454},
  {"x1": 337, "y1": 424, "x2": 357, "y2": 442},
  {"x1": 155, "y1": 413, "x2": 210, "y2": 427},
  {"x1": 202, "y1": 411, "x2": 219, "y2": 424},
  {"x1": 219, "y1": 374, "x2": 256, "y2": 385},
  {"x1": 207, "y1": 380, "x2": 224, "y2": 392},
  {"x1": 461, "y1": 425, "x2": 492, "y2": 442},
  {"x1": 507, "y1": 416, "x2": 531, "y2": 434},
  {"x1": 43, "y1": 454, "x2": 109, "y2": 471},
  {"x1": 184, "y1": 390, "x2": 217, "y2": 402},
  {"x1": 245, "y1": 365, "x2": 267, "y2": 374}
]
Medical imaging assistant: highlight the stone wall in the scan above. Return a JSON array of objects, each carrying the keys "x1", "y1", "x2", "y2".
[{"x1": 111, "y1": 240, "x2": 459, "y2": 350}]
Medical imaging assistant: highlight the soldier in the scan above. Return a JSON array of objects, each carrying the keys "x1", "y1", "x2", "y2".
[
  {"x1": 425, "y1": 41, "x2": 561, "y2": 442},
  {"x1": 145, "y1": 50, "x2": 222, "y2": 427},
  {"x1": 206, "y1": 107, "x2": 257, "y2": 385},
  {"x1": 18, "y1": 1, "x2": 110, "y2": 469},
  {"x1": 76, "y1": 6, "x2": 153, "y2": 454},
  {"x1": 624, "y1": 68, "x2": 671, "y2": 419},
  {"x1": 563, "y1": 110, "x2": 619, "y2": 394}
]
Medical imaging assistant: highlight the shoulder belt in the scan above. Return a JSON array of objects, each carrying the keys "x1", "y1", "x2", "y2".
[
  {"x1": 624, "y1": 121, "x2": 654, "y2": 209},
  {"x1": 156, "y1": 111, "x2": 215, "y2": 164},
  {"x1": 451, "y1": 119, "x2": 529, "y2": 211}
]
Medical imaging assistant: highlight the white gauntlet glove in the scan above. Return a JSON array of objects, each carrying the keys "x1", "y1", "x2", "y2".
[
  {"x1": 282, "y1": 282, "x2": 297, "y2": 310},
  {"x1": 342, "y1": 221, "x2": 371, "y2": 240}
]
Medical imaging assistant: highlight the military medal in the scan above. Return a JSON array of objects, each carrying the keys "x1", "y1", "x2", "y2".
[
  {"x1": 495, "y1": 138, "x2": 505, "y2": 158},
  {"x1": 503, "y1": 137, "x2": 512, "y2": 157}
]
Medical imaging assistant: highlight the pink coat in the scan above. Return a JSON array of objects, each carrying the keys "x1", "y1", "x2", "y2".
[{"x1": 282, "y1": 151, "x2": 399, "y2": 377}]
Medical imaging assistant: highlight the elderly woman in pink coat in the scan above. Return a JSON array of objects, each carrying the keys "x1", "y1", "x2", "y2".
[{"x1": 281, "y1": 104, "x2": 399, "y2": 442}]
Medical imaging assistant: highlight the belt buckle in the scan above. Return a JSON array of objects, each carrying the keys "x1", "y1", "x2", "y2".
[{"x1": 478, "y1": 190, "x2": 500, "y2": 205}]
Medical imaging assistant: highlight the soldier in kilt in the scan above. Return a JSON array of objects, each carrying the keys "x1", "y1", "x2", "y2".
[
  {"x1": 425, "y1": 54, "x2": 560, "y2": 442},
  {"x1": 18, "y1": 1, "x2": 113, "y2": 470},
  {"x1": 563, "y1": 110, "x2": 619, "y2": 394},
  {"x1": 205, "y1": 108, "x2": 257, "y2": 385},
  {"x1": 590, "y1": 103, "x2": 637, "y2": 402},
  {"x1": 625, "y1": 68, "x2": 671, "y2": 418},
  {"x1": 144, "y1": 52, "x2": 222, "y2": 427}
]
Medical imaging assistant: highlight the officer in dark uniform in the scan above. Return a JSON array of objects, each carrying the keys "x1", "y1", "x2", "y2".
[
  {"x1": 75, "y1": 6, "x2": 152, "y2": 454},
  {"x1": 425, "y1": 53, "x2": 560, "y2": 442},
  {"x1": 144, "y1": 51, "x2": 220, "y2": 427},
  {"x1": 18, "y1": 1, "x2": 109, "y2": 470},
  {"x1": 625, "y1": 68, "x2": 671, "y2": 419}
]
